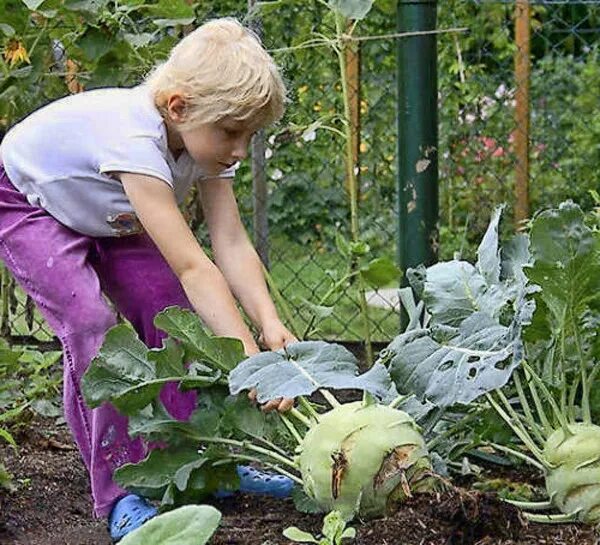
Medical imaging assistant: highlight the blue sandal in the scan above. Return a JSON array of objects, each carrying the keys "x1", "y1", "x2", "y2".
[
  {"x1": 108, "y1": 494, "x2": 158, "y2": 543},
  {"x1": 236, "y1": 465, "x2": 294, "y2": 498},
  {"x1": 214, "y1": 465, "x2": 295, "y2": 499}
]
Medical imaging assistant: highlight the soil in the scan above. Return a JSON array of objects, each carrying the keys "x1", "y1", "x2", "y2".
[{"x1": 1, "y1": 417, "x2": 599, "y2": 545}]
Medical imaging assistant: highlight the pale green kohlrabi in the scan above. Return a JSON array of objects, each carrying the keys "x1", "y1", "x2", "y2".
[
  {"x1": 229, "y1": 341, "x2": 434, "y2": 521},
  {"x1": 298, "y1": 401, "x2": 431, "y2": 519},
  {"x1": 543, "y1": 424, "x2": 600, "y2": 523}
]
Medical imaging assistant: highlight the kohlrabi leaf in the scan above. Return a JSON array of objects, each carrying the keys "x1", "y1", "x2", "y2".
[
  {"x1": 81, "y1": 325, "x2": 164, "y2": 414},
  {"x1": 410, "y1": 207, "x2": 514, "y2": 327},
  {"x1": 115, "y1": 447, "x2": 203, "y2": 500},
  {"x1": 501, "y1": 233, "x2": 531, "y2": 285},
  {"x1": 229, "y1": 341, "x2": 396, "y2": 402},
  {"x1": 525, "y1": 201, "x2": 600, "y2": 377},
  {"x1": 119, "y1": 505, "x2": 221, "y2": 545},
  {"x1": 476, "y1": 205, "x2": 503, "y2": 285},
  {"x1": 383, "y1": 313, "x2": 522, "y2": 408},
  {"x1": 81, "y1": 325, "x2": 220, "y2": 415},
  {"x1": 527, "y1": 202, "x2": 600, "y2": 326},
  {"x1": 154, "y1": 306, "x2": 245, "y2": 372},
  {"x1": 328, "y1": 0, "x2": 374, "y2": 20}
]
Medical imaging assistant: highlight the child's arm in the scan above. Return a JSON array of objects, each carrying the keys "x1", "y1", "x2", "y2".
[
  {"x1": 197, "y1": 177, "x2": 297, "y2": 351},
  {"x1": 119, "y1": 172, "x2": 260, "y2": 356}
]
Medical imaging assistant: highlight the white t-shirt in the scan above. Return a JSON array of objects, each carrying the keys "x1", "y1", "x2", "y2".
[{"x1": 0, "y1": 84, "x2": 237, "y2": 237}]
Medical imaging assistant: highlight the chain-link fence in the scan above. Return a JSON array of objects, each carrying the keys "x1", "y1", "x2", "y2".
[{"x1": 1, "y1": 0, "x2": 599, "y2": 347}]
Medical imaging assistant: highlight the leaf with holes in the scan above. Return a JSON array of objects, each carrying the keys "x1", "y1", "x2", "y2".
[
  {"x1": 411, "y1": 206, "x2": 520, "y2": 327},
  {"x1": 229, "y1": 341, "x2": 396, "y2": 402},
  {"x1": 382, "y1": 312, "x2": 522, "y2": 408}
]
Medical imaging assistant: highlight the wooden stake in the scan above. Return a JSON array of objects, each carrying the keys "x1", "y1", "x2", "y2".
[
  {"x1": 514, "y1": 0, "x2": 531, "y2": 228},
  {"x1": 344, "y1": 21, "x2": 361, "y2": 198}
]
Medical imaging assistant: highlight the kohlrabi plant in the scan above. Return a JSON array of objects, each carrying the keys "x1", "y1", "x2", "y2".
[
  {"x1": 487, "y1": 202, "x2": 600, "y2": 523},
  {"x1": 228, "y1": 342, "x2": 434, "y2": 519},
  {"x1": 375, "y1": 206, "x2": 534, "y2": 467},
  {"x1": 284, "y1": 510, "x2": 356, "y2": 545},
  {"x1": 82, "y1": 306, "x2": 439, "y2": 520},
  {"x1": 381, "y1": 201, "x2": 600, "y2": 524}
]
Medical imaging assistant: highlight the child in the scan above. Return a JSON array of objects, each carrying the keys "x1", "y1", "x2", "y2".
[{"x1": 0, "y1": 17, "x2": 296, "y2": 541}]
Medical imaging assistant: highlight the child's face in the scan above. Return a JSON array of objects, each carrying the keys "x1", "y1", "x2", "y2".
[{"x1": 180, "y1": 117, "x2": 261, "y2": 176}]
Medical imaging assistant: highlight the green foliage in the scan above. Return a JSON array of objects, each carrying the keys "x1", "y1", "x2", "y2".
[
  {"x1": 378, "y1": 207, "x2": 532, "y2": 409},
  {"x1": 119, "y1": 504, "x2": 221, "y2": 545},
  {"x1": 81, "y1": 307, "x2": 292, "y2": 508},
  {"x1": 0, "y1": 426, "x2": 17, "y2": 492},
  {"x1": 284, "y1": 510, "x2": 356, "y2": 545},
  {"x1": 0, "y1": 339, "x2": 62, "y2": 427}
]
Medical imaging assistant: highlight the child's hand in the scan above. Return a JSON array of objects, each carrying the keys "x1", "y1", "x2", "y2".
[
  {"x1": 258, "y1": 319, "x2": 298, "y2": 352},
  {"x1": 247, "y1": 320, "x2": 296, "y2": 412},
  {"x1": 248, "y1": 389, "x2": 294, "y2": 413}
]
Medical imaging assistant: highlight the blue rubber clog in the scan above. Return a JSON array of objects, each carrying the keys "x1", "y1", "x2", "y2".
[
  {"x1": 236, "y1": 465, "x2": 295, "y2": 498},
  {"x1": 108, "y1": 494, "x2": 158, "y2": 543},
  {"x1": 214, "y1": 465, "x2": 295, "y2": 499}
]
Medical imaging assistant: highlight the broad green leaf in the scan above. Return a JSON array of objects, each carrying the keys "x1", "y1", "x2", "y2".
[
  {"x1": 0, "y1": 347, "x2": 23, "y2": 367},
  {"x1": 322, "y1": 510, "x2": 347, "y2": 542},
  {"x1": 342, "y1": 528, "x2": 356, "y2": 539},
  {"x1": 77, "y1": 26, "x2": 114, "y2": 61},
  {"x1": 123, "y1": 32, "x2": 155, "y2": 49},
  {"x1": 81, "y1": 325, "x2": 159, "y2": 413},
  {"x1": 114, "y1": 447, "x2": 201, "y2": 500},
  {"x1": 120, "y1": 505, "x2": 221, "y2": 545},
  {"x1": 501, "y1": 233, "x2": 530, "y2": 285},
  {"x1": 128, "y1": 403, "x2": 200, "y2": 445},
  {"x1": 360, "y1": 257, "x2": 400, "y2": 288},
  {"x1": 283, "y1": 527, "x2": 319, "y2": 543},
  {"x1": 299, "y1": 297, "x2": 334, "y2": 319},
  {"x1": 292, "y1": 486, "x2": 324, "y2": 514},
  {"x1": 154, "y1": 307, "x2": 245, "y2": 372},
  {"x1": 146, "y1": 0, "x2": 194, "y2": 19},
  {"x1": 525, "y1": 202, "x2": 600, "y2": 378},
  {"x1": 229, "y1": 341, "x2": 396, "y2": 402},
  {"x1": 383, "y1": 313, "x2": 522, "y2": 408},
  {"x1": 64, "y1": 0, "x2": 110, "y2": 12},
  {"x1": 82, "y1": 324, "x2": 219, "y2": 415},
  {"x1": 419, "y1": 261, "x2": 487, "y2": 326},
  {"x1": 328, "y1": 0, "x2": 374, "y2": 20},
  {"x1": 148, "y1": 338, "x2": 185, "y2": 379},
  {"x1": 153, "y1": 18, "x2": 195, "y2": 28}
]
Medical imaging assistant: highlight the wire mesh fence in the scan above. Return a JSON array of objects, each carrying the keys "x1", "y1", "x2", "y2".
[{"x1": 0, "y1": 0, "x2": 599, "y2": 347}]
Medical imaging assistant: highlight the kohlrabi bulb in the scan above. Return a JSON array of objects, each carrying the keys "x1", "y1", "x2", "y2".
[
  {"x1": 544, "y1": 423, "x2": 600, "y2": 523},
  {"x1": 298, "y1": 401, "x2": 431, "y2": 519}
]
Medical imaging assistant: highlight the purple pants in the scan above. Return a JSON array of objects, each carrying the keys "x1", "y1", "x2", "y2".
[{"x1": 0, "y1": 165, "x2": 198, "y2": 517}]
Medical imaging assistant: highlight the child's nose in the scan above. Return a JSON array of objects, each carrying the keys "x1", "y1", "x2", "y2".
[{"x1": 231, "y1": 141, "x2": 248, "y2": 161}]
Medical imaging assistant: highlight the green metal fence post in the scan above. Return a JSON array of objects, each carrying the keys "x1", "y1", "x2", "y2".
[{"x1": 396, "y1": 0, "x2": 439, "y2": 282}]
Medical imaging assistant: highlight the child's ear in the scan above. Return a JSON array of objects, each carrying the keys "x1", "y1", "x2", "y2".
[{"x1": 166, "y1": 93, "x2": 187, "y2": 123}]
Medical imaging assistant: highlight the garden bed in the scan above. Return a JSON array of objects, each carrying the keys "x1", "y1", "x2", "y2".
[{"x1": 1, "y1": 416, "x2": 599, "y2": 545}]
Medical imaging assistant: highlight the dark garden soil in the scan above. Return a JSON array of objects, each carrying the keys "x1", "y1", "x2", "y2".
[{"x1": 1, "y1": 416, "x2": 599, "y2": 545}]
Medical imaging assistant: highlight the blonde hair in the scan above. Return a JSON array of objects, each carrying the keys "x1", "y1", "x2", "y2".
[{"x1": 145, "y1": 18, "x2": 286, "y2": 130}]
